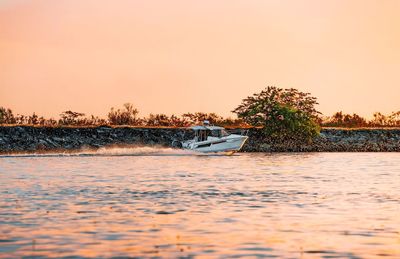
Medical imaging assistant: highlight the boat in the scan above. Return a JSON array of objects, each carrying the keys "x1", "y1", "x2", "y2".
[{"x1": 180, "y1": 121, "x2": 248, "y2": 153}]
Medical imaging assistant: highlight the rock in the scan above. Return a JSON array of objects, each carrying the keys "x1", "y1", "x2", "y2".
[
  {"x1": 38, "y1": 139, "x2": 48, "y2": 146},
  {"x1": 0, "y1": 126, "x2": 400, "y2": 153},
  {"x1": 45, "y1": 138, "x2": 60, "y2": 148},
  {"x1": 53, "y1": 137, "x2": 65, "y2": 142}
]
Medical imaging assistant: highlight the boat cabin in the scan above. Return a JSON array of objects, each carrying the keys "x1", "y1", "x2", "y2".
[{"x1": 191, "y1": 125, "x2": 230, "y2": 142}]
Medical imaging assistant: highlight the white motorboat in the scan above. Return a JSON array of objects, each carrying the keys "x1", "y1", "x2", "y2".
[{"x1": 180, "y1": 121, "x2": 248, "y2": 153}]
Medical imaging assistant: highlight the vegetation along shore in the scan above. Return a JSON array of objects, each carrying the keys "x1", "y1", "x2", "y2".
[{"x1": 1, "y1": 86, "x2": 399, "y2": 153}]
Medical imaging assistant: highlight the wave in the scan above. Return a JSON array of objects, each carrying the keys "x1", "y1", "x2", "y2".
[{"x1": 0, "y1": 145, "x2": 233, "y2": 158}]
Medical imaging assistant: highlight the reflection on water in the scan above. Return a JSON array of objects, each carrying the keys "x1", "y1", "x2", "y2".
[{"x1": 0, "y1": 151, "x2": 399, "y2": 258}]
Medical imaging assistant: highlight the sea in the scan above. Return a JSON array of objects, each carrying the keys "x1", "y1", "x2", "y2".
[{"x1": 0, "y1": 148, "x2": 399, "y2": 258}]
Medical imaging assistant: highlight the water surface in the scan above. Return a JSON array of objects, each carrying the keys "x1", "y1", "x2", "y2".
[{"x1": 0, "y1": 148, "x2": 399, "y2": 258}]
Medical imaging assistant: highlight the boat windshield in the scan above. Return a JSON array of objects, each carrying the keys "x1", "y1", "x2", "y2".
[
  {"x1": 210, "y1": 129, "x2": 230, "y2": 138},
  {"x1": 221, "y1": 129, "x2": 230, "y2": 137}
]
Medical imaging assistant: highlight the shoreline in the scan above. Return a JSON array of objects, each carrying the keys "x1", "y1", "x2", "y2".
[{"x1": 0, "y1": 126, "x2": 399, "y2": 154}]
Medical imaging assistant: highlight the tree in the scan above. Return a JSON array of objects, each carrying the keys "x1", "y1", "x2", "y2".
[
  {"x1": 323, "y1": 112, "x2": 367, "y2": 127},
  {"x1": 0, "y1": 107, "x2": 16, "y2": 124},
  {"x1": 28, "y1": 113, "x2": 39, "y2": 125},
  {"x1": 59, "y1": 111, "x2": 85, "y2": 125},
  {"x1": 232, "y1": 86, "x2": 321, "y2": 143},
  {"x1": 181, "y1": 112, "x2": 224, "y2": 125},
  {"x1": 7, "y1": 108, "x2": 15, "y2": 124},
  {"x1": 370, "y1": 112, "x2": 388, "y2": 127},
  {"x1": 146, "y1": 114, "x2": 171, "y2": 126},
  {"x1": 108, "y1": 103, "x2": 139, "y2": 125},
  {"x1": 388, "y1": 111, "x2": 400, "y2": 126}
]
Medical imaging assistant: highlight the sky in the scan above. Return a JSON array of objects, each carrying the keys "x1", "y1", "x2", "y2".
[{"x1": 0, "y1": 0, "x2": 399, "y2": 119}]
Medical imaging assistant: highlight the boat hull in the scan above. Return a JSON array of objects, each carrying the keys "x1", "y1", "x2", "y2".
[{"x1": 184, "y1": 135, "x2": 248, "y2": 153}]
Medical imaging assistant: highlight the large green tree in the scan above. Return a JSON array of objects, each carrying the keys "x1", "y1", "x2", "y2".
[{"x1": 233, "y1": 86, "x2": 321, "y2": 143}]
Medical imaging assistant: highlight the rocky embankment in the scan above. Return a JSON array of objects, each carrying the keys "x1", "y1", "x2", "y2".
[
  {"x1": 245, "y1": 128, "x2": 400, "y2": 152},
  {"x1": 0, "y1": 126, "x2": 399, "y2": 154}
]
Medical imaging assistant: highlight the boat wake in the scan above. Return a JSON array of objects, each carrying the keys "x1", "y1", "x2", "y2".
[{"x1": 0, "y1": 146, "x2": 236, "y2": 158}]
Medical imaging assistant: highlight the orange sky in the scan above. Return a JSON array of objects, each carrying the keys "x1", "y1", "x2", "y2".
[{"x1": 0, "y1": 0, "x2": 399, "y2": 119}]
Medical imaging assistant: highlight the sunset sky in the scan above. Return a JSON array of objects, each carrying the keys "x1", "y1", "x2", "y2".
[{"x1": 0, "y1": 0, "x2": 399, "y2": 119}]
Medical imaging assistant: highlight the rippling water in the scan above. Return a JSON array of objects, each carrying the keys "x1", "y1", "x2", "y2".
[{"x1": 0, "y1": 148, "x2": 399, "y2": 258}]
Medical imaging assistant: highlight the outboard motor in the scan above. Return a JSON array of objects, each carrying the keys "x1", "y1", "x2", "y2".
[{"x1": 171, "y1": 140, "x2": 183, "y2": 148}]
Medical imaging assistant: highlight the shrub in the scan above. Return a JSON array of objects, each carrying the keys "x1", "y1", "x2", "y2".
[
  {"x1": 108, "y1": 103, "x2": 140, "y2": 125},
  {"x1": 181, "y1": 112, "x2": 224, "y2": 125},
  {"x1": 0, "y1": 107, "x2": 16, "y2": 124},
  {"x1": 232, "y1": 86, "x2": 321, "y2": 143},
  {"x1": 387, "y1": 111, "x2": 400, "y2": 126},
  {"x1": 323, "y1": 112, "x2": 368, "y2": 128},
  {"x1": 59, "y1": 111, "x2": 86, "y2": 125},
  {"x1": 146, "y1": 114, "x2": 172, "y2": 127}
]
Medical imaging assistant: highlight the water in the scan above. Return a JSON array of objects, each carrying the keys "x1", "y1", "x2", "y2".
[{"x1": 0, "y1": 148, "x2": 399, "y2": 258}]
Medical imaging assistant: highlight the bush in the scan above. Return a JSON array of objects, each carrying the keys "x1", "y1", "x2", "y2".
[
  {"x1": 0, "y1": 107, "x2": 16, "y2": 124},
  {"x1": 323, "y1": 112, "x2": 368, "y2": 128},
  {"x1": 59, "y1": 111, "x2": 85, "y2": 125},
  {"x1": 181, "y1": 112, "x2": 223, "y2": 125},
  {"x1": 232, "y1": 86, "x2": 321, "y2": 143},
  {"x1": 322, "y1": 111, "x2": 400, "y2": 128},
  {"x1": 108, "y1": 103, "x2": 140, "y2": 125},
  {"x1": 146, "y1": 114, "x2": 174, "y2": 127}
]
